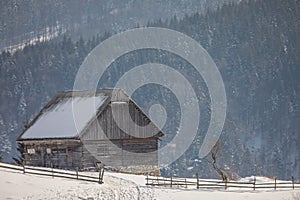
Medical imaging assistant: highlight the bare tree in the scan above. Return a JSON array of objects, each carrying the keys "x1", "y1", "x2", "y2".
[{"x1": 206, "y1": 139, "x2": 228, "y2": 181}]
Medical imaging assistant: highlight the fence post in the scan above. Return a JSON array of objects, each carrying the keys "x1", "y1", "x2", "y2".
[
  {"x1": 98, "y1": 168, "x2": 104, "y2": 184},
  {"x1": 170, "y1": 173, "x2": 173, "y2": 188},
  {"x1": 274, "y1": 178, "x2": 277, "y2": 190},
  {"x1": 253, "y1": 176, "x2": 256, "y2": 191},
  {"x1": 225, "y1": 178, "x2": 228, "y2": 190},
  {"x1": 185, "y1": 178, "x2": 187, "y2": 188},
  {"x1": 76, "y1": 167, "x2": 79, "y2": 180},
  {"x1": 51, "y1": 163, "x2": 54, "y2": 178},
  {"x1": 23, "y1": 164, "x2": 25, "y2": 174},
  {"x1": 292, "y1": 176, "x2": 294, "y2": 190},
  {"x1": 101, "y1": 168, "x2": 105, "y2": 183},
  {"x1": 146, "y1": 174, "x2": 149, "y2": 185},
  {"x1": 99, "y1": 170, "x2": 102, "y2": 184},
  {"x1": 196, "y1": 173, "x2": 199, "y2": 189}
]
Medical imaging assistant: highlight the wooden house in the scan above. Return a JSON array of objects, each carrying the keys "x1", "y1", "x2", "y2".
[{"x1": 17, "y1": 89, "x2": 163, "y2": 175}]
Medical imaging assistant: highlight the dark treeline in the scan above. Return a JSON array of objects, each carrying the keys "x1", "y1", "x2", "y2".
[{"x1": 0, "y1": 0, "x2": 299, "y2": 179}]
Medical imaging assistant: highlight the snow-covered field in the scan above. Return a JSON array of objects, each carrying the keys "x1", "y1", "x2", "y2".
[{"x1": 0, "y1": 166, "x2": 299, "y2": 200}]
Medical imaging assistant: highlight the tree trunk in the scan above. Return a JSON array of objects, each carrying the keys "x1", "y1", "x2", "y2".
[{"x1": 212, "y1": 159, "x2": 227, "y2": 181}]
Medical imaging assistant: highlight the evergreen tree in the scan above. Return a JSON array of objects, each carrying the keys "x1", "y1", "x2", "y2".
[{"x1": 13, "y1": 143, "x2": 25, "y2": 165}]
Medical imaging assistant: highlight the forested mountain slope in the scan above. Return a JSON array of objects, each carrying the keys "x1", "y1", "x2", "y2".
[
  {"x1": 0, "y1": 0, "x2": 299, "y2": 179},
  {"x1": 0, "y1": 0, "x2": 239, "y2": 51}
]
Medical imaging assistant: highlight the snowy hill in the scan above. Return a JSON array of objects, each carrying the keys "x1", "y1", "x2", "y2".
[{"x1": 0, "y1": 163, "x2": 299, "y2": 200}]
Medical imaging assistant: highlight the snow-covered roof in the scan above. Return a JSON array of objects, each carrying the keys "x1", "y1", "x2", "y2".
[
  {"x1": 18, "y1": 91, "x2": 109, "y2": 140},
  {"x1": 18, "y1": 89, "x2": 164, "y2": 141}
]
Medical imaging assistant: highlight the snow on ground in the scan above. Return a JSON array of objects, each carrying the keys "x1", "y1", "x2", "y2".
[{"x1": 0, "y1": 166, "x2": 299, "y2": 200}]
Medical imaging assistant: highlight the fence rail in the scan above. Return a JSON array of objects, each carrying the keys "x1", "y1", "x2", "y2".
[
  {"x1": 0, "y1": 162, "x2": 104, "y2": 184},
  {"x1": 146, "y1": 173, "x2": 300, "y2": 190}
]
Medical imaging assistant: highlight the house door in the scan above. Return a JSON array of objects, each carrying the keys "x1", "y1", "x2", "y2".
[{"x1": 67, "y1": 148, "x2": 73, "y2": 167}]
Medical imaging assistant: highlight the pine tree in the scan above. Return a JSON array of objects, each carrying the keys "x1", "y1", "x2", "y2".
[
  {"x1": 13, "y1": 143, "x2": 25, "y2": 165},
  {"x1": 12, "y1": 121, "x2": 28, "y2": 165}
]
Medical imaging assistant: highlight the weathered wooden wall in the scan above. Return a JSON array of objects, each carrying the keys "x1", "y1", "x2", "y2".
[
  {"x1": 80, "y1": 97, "x2": 161, "y2": 175},
  {"x1": 81, "y1": 101, "x2": 161, "y2": 140},
  {"x1": 22, "y1": 140, "x2": 82, "y2": 169},
  {"x1": 81, "y1": 139, "x2": 158, "y2": 166}
]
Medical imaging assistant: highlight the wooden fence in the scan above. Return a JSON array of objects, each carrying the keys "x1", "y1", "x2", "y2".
[
  {"x1": 146, "y1": 173, "x2": 300, "y2": 190},
  {"x1": 0, "y1": 162, "x2": 104, "y2": 184}
]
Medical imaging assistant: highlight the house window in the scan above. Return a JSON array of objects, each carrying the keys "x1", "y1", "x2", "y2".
[
  {"x1": 27, "y1": 148, "x2": 35, "y2": 154},
  {"x1": 97, "y1": 145, "x2": 109, "y2": 156},
  {"x1": 52, "y1": 148, "x2": 67, "y2": 154},
  {"x1": 46, "y1": 148, "x2": 51, "y2": 154}
]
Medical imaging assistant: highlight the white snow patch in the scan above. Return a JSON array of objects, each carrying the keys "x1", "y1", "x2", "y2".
[
  {"x1": 111, "y1": 101, "x2": 128, "y2": 104},
  {"x1": 3, "y1": 23, "x2": 66, "y2": 53}
]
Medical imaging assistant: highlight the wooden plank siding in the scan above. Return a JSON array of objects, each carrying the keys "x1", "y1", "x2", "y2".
[
  {"x1": 81, "y1": 101, "x2": 161, "y2": 140},
  {"x1": 81, "y1": 139, "x2": 158, "y2": 167},
  {"x1": 23, "y1": 140, "x2": 82, "y2": 169},
  {"x1": 80, "y1": 98, "x2": 161, "y2": 175}
]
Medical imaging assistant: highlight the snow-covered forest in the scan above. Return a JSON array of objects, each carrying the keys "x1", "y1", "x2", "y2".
[{"x1": 0, "y1": 0, "x2": 299, "y2": 182}]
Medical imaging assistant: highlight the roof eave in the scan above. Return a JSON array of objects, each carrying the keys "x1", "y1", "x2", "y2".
[{"x1": 17, "y1": 136, "x2": 81, "y2": 142}]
